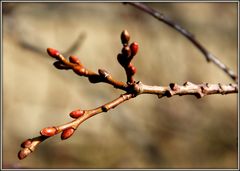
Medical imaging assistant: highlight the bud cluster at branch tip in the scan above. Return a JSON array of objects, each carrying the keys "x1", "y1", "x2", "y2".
[{"x1": 118, "y1": 30, "x2": 139, "y2": 83}]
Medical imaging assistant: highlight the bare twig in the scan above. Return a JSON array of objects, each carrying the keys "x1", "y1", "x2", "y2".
[
  {"x1": 124, "y1": 2, "x2": 238, "y2": 82},
  {"x1": 18, "y1": 93, "x2": 134, "y2": 160},
  {"x1": 137, "y1": 81, "x2": 238, "y2": 98},
  {"x1": 19, "y1": 32, "x2": 86, "y2": 56},
  {"x1": 62, "y1": 32, "x2": 86, "y2": 57}
]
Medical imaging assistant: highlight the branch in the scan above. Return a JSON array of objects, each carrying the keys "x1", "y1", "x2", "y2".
[
  {"x1": 18, "y1": 93, "x2": 134, "y2": 160},
  {"x1": 137, "y1": 81, "x2": 238, "y2": 98},
  {"x1": 18, "y1": 29, "x2": 238, "y2": 160},
  {"x1": 124, "y1": 2, "x2": 238, "y2": 83}
]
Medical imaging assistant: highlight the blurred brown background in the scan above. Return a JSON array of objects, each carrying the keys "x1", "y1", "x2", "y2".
[{"x1": 2, "y1": 2, "x2": 238, "y2": 169}]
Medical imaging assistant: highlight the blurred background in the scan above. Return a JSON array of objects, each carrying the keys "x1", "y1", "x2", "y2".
[{"x1": 2, "y1": 2, "x2": 238, "y2": 169}]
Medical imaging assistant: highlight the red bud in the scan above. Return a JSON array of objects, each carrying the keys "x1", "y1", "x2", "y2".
[
  {"x1": 69, "y1": 109, "x2": 85, "y2": 118},
  {"x1": 47, "y1": 48, "x2": 60, "y2": 58},
  {"x1": 69, "y1": 56, "x2": 81, "y2": 65},
  {"x1": 21, "y1": 139, "x2": 32, "y2": 148},
  {"x1": 121, "y1": 30, "x2": 130, "y2": 45},
  {"x1": 128, "y1": 64, "x2": 137, "y2": 75},
  {"x1": 130, "y1": 42, "x2": 138, "y2": 56},
  {"x1": 40, "y1": 127, "x2": 57, "y2": 137},
  {"x1": 61, "y1": 128, "x2": 75, "y2": 140}
]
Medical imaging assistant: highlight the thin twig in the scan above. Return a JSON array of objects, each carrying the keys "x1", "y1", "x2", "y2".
[
  {"x1": 18, "y1": 93, "x2": 134, "y2": 160},
  {"x1": 124, "y1": 2, "x2": 238, "y2": 82},
  {"x1": 18, "y1": 80, "x2": 237, "y2": 159},
  {"x1": 137, "y1": 81, "x2": 238, "y2": 98}
]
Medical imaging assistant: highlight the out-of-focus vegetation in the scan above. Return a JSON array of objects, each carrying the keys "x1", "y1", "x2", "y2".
[{"x1": 2, "y1": 2, "x2": 237, "y2": 169}]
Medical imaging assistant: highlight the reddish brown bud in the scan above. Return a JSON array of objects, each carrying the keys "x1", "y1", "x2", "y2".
[
  {"x1": 121, "y1": 46, "x2": 131, "y2": 57},
  {"x1": 121, "y1": 30, "x2": 130, "y2": 45},
  {"x1": 61, "y1": 128, "x2": 75, "y2": 140},
  {"x1": 47, "y1": 48, "x2": 60, "y2": 58},
  {"x1": 21, "y1": 139, "x2": 32, "y2": 148},
  {"x1": 40, "y1": 127, "x2": 57, "y2": 137},
  {"x1": 18, "y1": 148, "x2": 31, "y2": 160},
  {"x1": 130, "y1": 42, "x2": 139, "y2": 56},
  {"x1": 69, "y1": 56, "x2": 81, "y2": 65},
  {"x1": 128, "y1": 64, "x2": 137, "y2": 75},
  {"x1": 73, "y1": 66, "x2": 86, "y2": 76},
  {"x1": 69, "y1": 109, "x2": 85, "y2": 118}
]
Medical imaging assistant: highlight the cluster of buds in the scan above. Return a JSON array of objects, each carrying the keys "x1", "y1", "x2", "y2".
[
  {"x1": 18, "y1": 108, "x2": 86, "y2": 160},
  {"x1": 47, "y1": 48, "x2": 89, "y2": 77},
  {"x1": 18, "y1": 30, "x2": 140, "y2": 160},
  {"x1": 117, "y1": 30, "x2": 139, "y2": 84}
]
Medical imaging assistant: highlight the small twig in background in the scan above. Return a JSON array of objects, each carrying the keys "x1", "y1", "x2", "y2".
[
  {"x1": 19, "y1": 32, "x2": 86, "y2": 56},
  {"x1": 124, "y1": 2, "x2": 238, "y2": 83}
]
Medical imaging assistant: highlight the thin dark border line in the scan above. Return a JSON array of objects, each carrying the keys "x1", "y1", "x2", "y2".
[{"x1": 0, "y1": 1, "x2": 238, "y2": 170}]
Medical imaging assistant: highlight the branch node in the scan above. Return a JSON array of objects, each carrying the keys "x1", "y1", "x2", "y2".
[
  {"x1": 169, "y1": 83, "x2": 179, "y2": 91},
  {"x1": 102, "y1": 106, "x2": 109, "y2": 112},
  {"x1": 218, "y1": 83, "x2": 225, "y2": 95}
]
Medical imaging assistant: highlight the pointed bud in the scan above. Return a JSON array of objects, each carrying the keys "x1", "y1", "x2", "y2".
[
  {"x1": 21, "y1": 139, "x2": 32, "y2": 148},
  {"x1": 98, "y1": 69, "x2": 110, "y2": 79},
  {"x1": 130, "y1": 42, "x2": 139, "y2": 57},
  {"x1": 69, "y1": 56, "x2": 81, "y2": 65},
  {"x1": 121, "y1": 46, "x2": 131, "y2": 58},
  {"x1": 121, "y1": 30, "x2": 130, "y2": 46},
  {"x1": 69, "y1": 109, "x2": 85, "y2": 118},
  {"x1": 40, "y1": 127, "x2": 57, "y2": 137},
  {"x1": 18, "y1": 148, "x2": 31, "y2": 160},
  {"x1": 61, "y1": 128, "x2": 75, "y2": 140},
  {"x1": 47, "y1": 48, "x2": 60, "y2": 58}
]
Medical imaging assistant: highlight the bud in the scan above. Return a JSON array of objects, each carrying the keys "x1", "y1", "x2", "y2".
[
  {"x1": 47, "y1": 48, "x2": 60, "y2": 58},
  {"x1": 53, "y1": 61, "x2": 70, "y2": 70},
  {"x1": 98, "y1": 69, "x2": 110, "y2": 78},
  {"x1": 128, "y1": 63, "x2": 137, "y2": 75},
  {"x1": 130, "y1": 42, "x2": 139, "y2": 56},
  {"x1": 121, "y1": 46, "x2": 131, "y2": 58},
  {"x1": 73, "y1": 66, "x2": 86, "y2": 76},
  {"x1": 121, "y1": 30, "x2": 130, "y2": 46},
  {"x1": 117, "y1": 53, "x2": 127, "y2": 67},
  {"x1": 21, "y1": 139, "x2": 32, "y2": 148},
  {"x1": 18, "y1": 148, "x2": 31, "y2": 160},
  {"x1": 40, "y1": 127, "x2": 57, "y2": 137},
  {"x1": 69, "y1": 109, "x2": 85, "y2": 118},
  {"x1": 61, "y1": 128, "x2": 75, "y2": 140},
  {"x1": 88, "y1": 75, "x2": 101, "y2": 83},
  {"x1": 69, "y1": 56, "x2": 81, "y2": 65}
]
